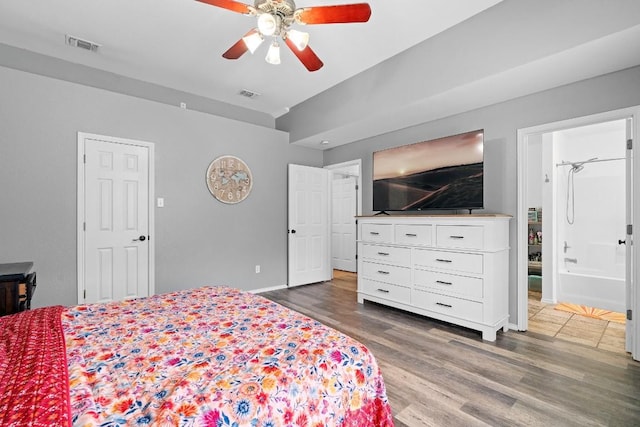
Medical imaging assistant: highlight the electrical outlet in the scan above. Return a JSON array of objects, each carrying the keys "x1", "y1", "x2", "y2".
[
  {"x1": 157, "y1": 197, "x2": 164, "y2": 208},
  {"x1": 255, "y1": 265, "x2": 260, "y2": 274},
  {"x1": 180, "y1": 102, "x2": 187, "y2": 109}
]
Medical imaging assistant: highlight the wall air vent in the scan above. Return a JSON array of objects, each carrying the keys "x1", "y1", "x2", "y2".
[
  {"x1": 238, "y1": 89, "x2": 260, "y2": 99},
  {"x1": 65, "y1": 35, "x2": 100, "y2": 52}
]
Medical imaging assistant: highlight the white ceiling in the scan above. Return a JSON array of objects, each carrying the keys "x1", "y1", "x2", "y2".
[
  {"x1": 0, "y1": 0, "x2": 502, "y2": 118},
  {"x1": 1, "y1": 1, "x2": 640, "y2": 150}
]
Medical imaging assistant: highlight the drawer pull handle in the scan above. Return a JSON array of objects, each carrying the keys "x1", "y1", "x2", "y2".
[
  {"x1": 370, "y1": 232, "x2": 380, "y2": 235},
  {"x1": 377, "y1": 252, "x2": 389, "y2": 256},
  {"x1": 377, "y1": 270, "x2": 390, "y2": 275},
  {"x1": 377, "y1": 288, "x2": 390, "y2": 293},
  {"x1": 435, "y1": 259, "x2": 452, "y2": 263},
  {"x1": 405, "y1": 233, "x2": 417, "y2": 237},
  {"x1": 436, "y1": 280, "x2": 452, "y2": 285},
  {"x1": 436, "y1": 302, "x2": 453, "y2": 308},
  {"x1": 449, "y1": 235, "x2": 465, "y2": 239}
]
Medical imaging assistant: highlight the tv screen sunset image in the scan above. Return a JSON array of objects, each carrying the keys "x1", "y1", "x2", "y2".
[{"x1": 373, "y1": 130, "x2": 484, "y2": 211}]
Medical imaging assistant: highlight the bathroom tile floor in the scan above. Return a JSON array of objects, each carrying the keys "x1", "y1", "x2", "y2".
[{"x1": 528, "y1": 291, "x2": 626, "y2": 353}]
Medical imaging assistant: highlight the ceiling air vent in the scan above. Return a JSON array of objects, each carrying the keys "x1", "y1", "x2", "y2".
[
  {"x1": 65, "y1": 35, "x2": 100, "y2": 52},
  {"x1": 238, "y1": 89, "x2": 260, "y2": 99}
]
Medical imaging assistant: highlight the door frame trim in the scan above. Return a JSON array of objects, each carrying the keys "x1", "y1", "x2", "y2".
[
  {"x1": 516, "y1": 106, "x2": 639, "y2": 360},
  {"x1": 76, "y1": 132, "x2": 156, "y2": 304}
]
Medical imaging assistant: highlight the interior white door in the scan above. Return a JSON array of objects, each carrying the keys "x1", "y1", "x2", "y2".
[
  {"x1": 83, "y1": 137, "x2": 150, "y2": 303},
  {"x1": 625, "y1": 117, "x2": 635, "y2": 357},
  {"x1": 288, "y1": 164, "x2": 331, "y2": 287},
  {"x1": 331, "y1": 175, "x2": 357, "y2": 272}
]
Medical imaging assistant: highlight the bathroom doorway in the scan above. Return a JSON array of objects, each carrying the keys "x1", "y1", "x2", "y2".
[
  {"x1": 517, "y1": 106, "x2": 640, "y2": 361},
  {"x1": 552, "y1": 121, "x2": 626, "y2": 312}
]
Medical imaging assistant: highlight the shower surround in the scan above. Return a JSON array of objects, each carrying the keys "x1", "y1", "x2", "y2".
[{"x1": 552, "y1": 119, "x2": 627, "y2": 313}]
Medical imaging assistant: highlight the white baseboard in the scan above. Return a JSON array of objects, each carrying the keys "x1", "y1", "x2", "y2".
[{"x1": 250, "y1": 283, "x2": 288, "y2": 294}]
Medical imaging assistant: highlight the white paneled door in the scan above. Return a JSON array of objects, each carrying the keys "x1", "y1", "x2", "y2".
[
  {"x1": 288, "y1": 164, "x2": 331, "y2": 287},
  {"x1": 79, "y1": 134, "x2": 153, "y2": 303},
  {"x1": 331, "y1": 175, "x2": 357, "y2": 272}
]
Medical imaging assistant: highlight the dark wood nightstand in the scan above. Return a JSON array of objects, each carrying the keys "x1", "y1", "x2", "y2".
[{"x1": 0, "y1": 262, "x2": 36, "y2": 316}]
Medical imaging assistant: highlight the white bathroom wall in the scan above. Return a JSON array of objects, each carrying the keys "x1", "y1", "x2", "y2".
[
  {"x1": 527, "y1": 135, "x2": 543, "y2": 209},
  {"x1": 541, "y1": 133, "x2": 556, "y2": 304}
]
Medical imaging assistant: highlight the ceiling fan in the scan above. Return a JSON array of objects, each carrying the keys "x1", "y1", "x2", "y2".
[{"x1": 197, "y1": 0, "x2": 372, "y2": 71}]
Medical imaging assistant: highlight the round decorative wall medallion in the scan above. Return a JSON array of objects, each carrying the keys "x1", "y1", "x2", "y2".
[{"x1": 206, "y1": 155, "x2": 253, "y2": 204}]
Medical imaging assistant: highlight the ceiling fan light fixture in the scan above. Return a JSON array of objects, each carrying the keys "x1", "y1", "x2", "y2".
[
  {"x1": 242, "y1": 31, "x2": 264, "y2": 53},
  {"x1": 204, "y1": 0, "x2": 370, "y2": 71},
  {"x1": 257, "y1": 13, "x2": 278, "y2": 36},
  {"x1": 265, "y1": 40, "x2": 281, "y2": 64},
  {"x1": 286, "y1": 29, "x2": 309, "y2": 51}
]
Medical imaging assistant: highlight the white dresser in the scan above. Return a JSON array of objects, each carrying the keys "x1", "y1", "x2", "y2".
[{"x1": 357, "y1": 214, "x2": 511, "y2": 341}]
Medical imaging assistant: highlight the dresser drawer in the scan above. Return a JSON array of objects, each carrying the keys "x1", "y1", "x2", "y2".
[
  {"x1": 362, "y1": 261, "x2": 411, "y2": 286},
  {"x1": 361, "y1": 223, "x2": 393, "y2": 243},
  {"x1": 360, "y1": 244, "x2": 410, "y2": 267},
  {"x1": 412, "y1": 289, "x2": 483, "y2": 323},
  {"x1": 395, "y1": 224, "x2": 433, "y2": 246},
  {"x1": 361, "y1": 279, "x2": 411, "y2": 305},
  {"x1": 413, "y1": 249, "x2": 483, "y2": 274},
  {"x1": 436, "y1": 225, "x2": 484, "y2": 250},
  {"x1": 413, "y1": 269, "x2": 483, "y2": 300}
]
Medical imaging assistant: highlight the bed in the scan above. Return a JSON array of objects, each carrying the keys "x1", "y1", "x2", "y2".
[{"x1": 0, "y1": 286, "x2": 394, "y2": 426}]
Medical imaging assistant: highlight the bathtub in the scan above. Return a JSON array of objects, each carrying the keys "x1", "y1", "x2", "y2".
[{"x1": 557, "y1": 269, "x2": 625, "y2": 313}]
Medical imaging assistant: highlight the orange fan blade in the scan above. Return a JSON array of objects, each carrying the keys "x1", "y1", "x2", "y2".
[
  {"x1": 196, "y1": 0, "x2": 252, "y2": 14},
  {"x1": 284, "y1": 37, "x2": 323, "y2": 72},
  {"x1": 222, "y1": 29, "x2": 258, "y2": 59},
  {"x1": 297, "y1": 3, "x2": 371, "y2": 25}
]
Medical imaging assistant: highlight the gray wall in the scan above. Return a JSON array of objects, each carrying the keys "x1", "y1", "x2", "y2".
[
  {"x1": 278, "y1": 0, "x2": 640, "y2": 146},
  {"x1": 323, "y1": 65, "x2": 640, "y2": 323},
  {"x1": 0, "y1": 66, "x2": 323, "y2": 308},
  {"x1": 0, "y1": 43, "x2": 275, "y2": 129}
]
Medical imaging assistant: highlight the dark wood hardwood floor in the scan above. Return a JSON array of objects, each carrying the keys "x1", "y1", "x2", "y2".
[{"x1": 260, "y1": 272, "x2": 640, "y2": 427}]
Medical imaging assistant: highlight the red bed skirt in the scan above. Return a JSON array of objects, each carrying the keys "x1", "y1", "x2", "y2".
[{"x1": 0, "y1": 306, "x2": 71, "y2": 427}]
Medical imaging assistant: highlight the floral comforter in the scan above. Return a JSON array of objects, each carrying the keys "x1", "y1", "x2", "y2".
[{"x1": 63, "y1": 286, "x2": 394, "y2": 426}]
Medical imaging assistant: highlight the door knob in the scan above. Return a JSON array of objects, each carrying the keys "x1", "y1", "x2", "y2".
[
  {"x1": 133, "y1": 235, "x2": 147, "y2": 241},
  {"x1": 290, "y1": 229, "x2": 296, "y2": 234},
  {"x1": 619, "y1": 239, "x2": 626, "y2": 245}
]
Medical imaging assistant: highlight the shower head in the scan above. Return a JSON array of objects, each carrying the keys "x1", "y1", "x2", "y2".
[{"x1": 570, "y1": 157, "x2": 597, "y2": 173}]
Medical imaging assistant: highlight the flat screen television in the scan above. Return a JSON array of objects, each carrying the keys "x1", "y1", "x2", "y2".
[{"x1": 372, "y1": 129, "x2": 484, "y2": 212}]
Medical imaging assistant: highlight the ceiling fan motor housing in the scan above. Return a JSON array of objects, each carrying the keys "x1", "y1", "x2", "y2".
[{"x1": 254, "y1": 0, "x2": 297, "y2": 32}]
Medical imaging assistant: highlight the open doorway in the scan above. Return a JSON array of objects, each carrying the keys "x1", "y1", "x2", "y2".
[
  {"x1": 517, "y1": 107, "x2": 640, "y2": 361},
  {"x1": 526, "y1": 120, "x2": 627, "y2": 352},
  {"x1": 325, "y1": 160, "x2": 363, "y2": 273}
]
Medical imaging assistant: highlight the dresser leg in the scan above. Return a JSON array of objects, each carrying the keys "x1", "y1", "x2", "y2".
[{"x1": 482, "y1": 329, "x2": 497, "y2": 342}]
